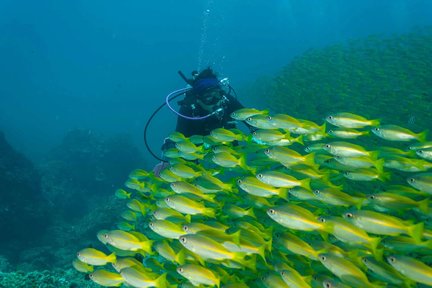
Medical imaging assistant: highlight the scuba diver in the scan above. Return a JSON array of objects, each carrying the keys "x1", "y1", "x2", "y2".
[{"x1": 149, "y1": 67, "x2": 247, "y2": 175}]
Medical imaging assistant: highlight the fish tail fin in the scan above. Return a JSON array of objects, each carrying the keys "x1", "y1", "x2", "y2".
[
  {"x1": 204, "y1": 208, "x2": 216, "y2": 218},
  {"x1": 107, "y1": 252, "x2": 117, "y2": 263},
  {"x1": 257, "y1": 244, "x2": 267, "y2": 263},
  {"x1": 184, "y1": 214, "x2": 191, "y2": 223},
  {"x1": 304, "y1": 152, "x2": 317, "y2": 168},
  {"x1": 319, "y1": 122, "x2": 327, "y2": 134},
  {"x1": 234, "y1": 253, "x2": 256, "y2": 271},
  {"x1": 155, "y1": 273, "x2": 168, "y2": 288},
  {"x1": 246, "y1": 207, "x2": 256, "y2": 218},
  {"x1": 374, "y1": 158, "x2": 385, "y2": 173},
  {"x1": 370, "y1": 119, "x2": 380, "y2": 127},
  {"x1": 408, "y1": 222, "x2": 424, "y2": 243},
  {"x1": 369, "y1": 237, "x2": 382, "y2": 259},
  {"x1": 140, "y1": 240, "x2": 153, "y2": 254},
  {"x1": 293, "y1": 135, "x2": 304, "y2": 146},
  {"x1": 417, "y1": 130, "x2": 429, "y2": 142},
  {"x1": 378, "y1": 171, "x2": 391, "y2": 182},
  {"x1": 279, "y1": 188, "x2": 289, "y2": 200},
  {"x1": 231, "y1": 230, "x2": 242, "y2": 246},
  {"x1": 418, "y1": 198, "x2": 430, "y2": 214},
  {"x1": 300, "y1": 178, "x2": 311, "y2": 190},
  {"x1": 175, "y1": 249, "x2": 185, "y2": 265}
]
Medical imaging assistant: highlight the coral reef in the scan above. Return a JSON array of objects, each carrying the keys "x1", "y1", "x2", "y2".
[
  {"x1": 266, "y1": 27, "x2": 432, "y2": 130},
  {"x1": 0, "y1": 269, "x2": 99, "y2": 288}
]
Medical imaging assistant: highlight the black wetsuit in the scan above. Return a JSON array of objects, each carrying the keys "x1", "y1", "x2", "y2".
[{"x1": 175, "y1": 93, "x2": 244, "y2": 137}]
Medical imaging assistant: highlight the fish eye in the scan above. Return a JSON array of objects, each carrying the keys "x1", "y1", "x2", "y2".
[
  {"x1": 408, "y1": 178, "x2": 415, "y2": 183},
  {"x1": 237, "y1": 179, "x2": 242, "y2": 184},
  {"x1": 328, "y1": 129, "x2": 333, "y2": 133},
  {"x1": 361, "y1": 257, "x2": 368, "y2": 264},
  {"x1": 267, "y1": 116, "x2": 272, "y2": 120},
  {"x1": 180, "y1": 237, "x2": 187, "y2": 244},
  {"x1": 374, "y1": 127, "x2": 380, "y2": 131},
  {"x1": 313, "y1": 189, "x2": 320, "y2": 195},
  {"x1": 246, "y1": 117, "x2": 252, "y2": 122},
  {"x1": 319, "y1": 255, "x2": 327, "y2": 261},
  {"x1": 318, "y1": 217, "x2": 326, "y2": 223},
  {"x1": 264, "y1": 148, "x2": 270, "y2": 154},
  {"x1": 274, "y1": 232, "x2": 280, "y2": 238},
  {"x1": 253, "y1": 132, "x2": 257, "y2": 135},
  {"x1": 257, "y1": 174, "x2": 263, "y2": 178},
  {"x1": 149, "y1": 222, "x2": 154, "y2": 228},
  {"x1": 280, "y1": 271, "x2": 286, "y2": 276},
  {"x1": 368, "y1": 195, "x2": 375, "y2": 200},
  {"x1": 324, "y1": 282, "x2": 332, "y2": 288},
  {"x1": 345, "y1": 212, "x2": 353, "y2": 218},
  {"x1": 166, "y1": 197, "x2": 171, "y2": 202},
  {"x1": 183, "y1": 225, "x2": 189, "y2": 232},
  {"x1": 177, "y1": 267, "x2": 184, "y2": 273},
  {"x1": 324, "y1": 144, "x2": 331, "y2": 148},
  {"x1": 388, "y1": 256, "x2": 396, "y2": 263},
  {"x1": 268, "y1": 209, "x2": 276, "y2": 215}
]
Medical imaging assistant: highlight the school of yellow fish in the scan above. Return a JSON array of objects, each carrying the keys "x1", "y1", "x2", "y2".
[{"x1": 74, "y1": 108, "x2": 432, "y2": 287}]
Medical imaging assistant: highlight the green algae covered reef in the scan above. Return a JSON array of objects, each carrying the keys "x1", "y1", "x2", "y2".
[{"x1": 266, "y1": 27, "x2": 432, "y2": 130}]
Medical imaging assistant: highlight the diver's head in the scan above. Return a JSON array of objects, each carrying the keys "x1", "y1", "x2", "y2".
[{"x1": 192, "y1": 67, "x2": 224, "y2": 108}]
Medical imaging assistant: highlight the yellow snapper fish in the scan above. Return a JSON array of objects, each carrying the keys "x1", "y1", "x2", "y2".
[
  {"x1": 256, "y1": 170, "x2": 311, "y2": 189},
  {"x1": 88, "y1": 269, "x2": 124, "y2": 287},
  {"x1": 154, "y1": 240, "x2": 185, "y2": 265},
  {"x1": 318, "y1": 252, "x2": 374, "y2": 288},
  {"x1": 361, "y1": 256, "x2": 405, "y2": 286},
  {"x1": 120, "y1": 266, "x2": 168, "y2": 288},
  {"x1": 177, "y1": 264, "x2": 220, "y2": 287},
  {"x1": 72, "y1": 258, "x2": 94, "y2": 273},
  {"x1": 261, "y1": 272, "x2": 290, "y2": 288},
  {"x1": 169, "y1": 163, "x2": 202, "y2": 179},
  {"x1": 325, "y1": 112, "x2": 379, "y2": 128},
  {"x1": 280, "y1": 266, "x2": 311, "y2": 288},
  {"x1": 267, "y1": 203, "x2": 325, "y2": 231},
  {"x1": 164, "y1": 194, "x2": 216, "y2": 217},
  {"x1": 416, "y1": 148, "x2": 432, "y2": 161},
  {"x1": 212, "y1": 151, "x2": 247, "y2": 169},
  {"x1": 323, "y1": 141, "x2": 374, "y2": 157},
  {"x1": 372, "y1": 125, "x2": 428, "y2": 142},
  {"x1": 230, "y1": 107, "x2": 268, "y2": 121},
  {"x1": 343, "y1": 210, "x2": 424, "y2": 242},
  {"x1": 343, "y1": 168, "x2": 390, "y2": 182},
  {"x1": 152, "y1": 207, "x2": 190, "y2": 222},
  {"x1": 268, "y1": 113, "x2": 303, "y2": 131},
  {"x1": 149, "y1": 219, "x2": 186, "y2": 239},
  {"x1": 382, "y1": 155, "x2": 432, "y2": 172},
  {"x1": 366, "y1": 192, "x2": 429, "y2": 214},
  {"x1": 101, "y1": 230, "x2": 153, "y2": 253},
  {"x1": 387, "y1": 255, "x2": 432, "y2": 286},
  {"x1": 264, "y1": 146, "x2": 316, "y2": 168},
  {"x1": 77, "y1": 248, "x2": 116, "y2": 266},
  {"x1": 328, "y1": 128, "x2": 369, "y2": 139},
  {"x1": 275, "y1": 231, "x2": 320, "y2": 260},
  {"x1": 170, "y1": 181, "x2": 216, "y2": 203},
  {"x1": 175, "y1": 139, "x2": 203, "y2": 154},
  {"x1": 313, "y1": 188, "x2": 363, "y2": 208},
  {"x1": 178, "y1": 234, "x2": 249, "y2": 265},
  {"x1": 115, "y1": 188, "x2": 131, "y2": 199},
  {"x1": 112, "y1": 257, "x2": 142, "y2": 272},
  {"x1": 237, "y1": 176, "x2": 287, "y2": 198},
  {"x1": 210, "y1": 127, "x2": 244, "y2": 142},
  {"x1": 318, "y1": 216, "x2": 380, "y2": 255},
  {"x1": 407, "y1": 173, "x2": 432, "y2": 194},
  {"x1": 334, "y1": 155, "x2": 383, "y2": 171},
  {"x1": 245, "y1": 114, "x2": 275, "y2": 129},
  {"x1": 410, "y1": 141, "x2": 432, "y2": 150}
]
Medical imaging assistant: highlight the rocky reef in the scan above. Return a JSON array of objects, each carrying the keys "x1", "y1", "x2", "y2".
[{"x1": 0, "y1": 132, "x2": 51, "y2": 263}]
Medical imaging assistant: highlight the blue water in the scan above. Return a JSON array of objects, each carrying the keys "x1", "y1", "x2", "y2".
[{"x1": 1, "y1": 0, "x2": 432, "y2": 168}]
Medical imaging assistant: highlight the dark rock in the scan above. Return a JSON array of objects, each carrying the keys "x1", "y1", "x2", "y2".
[{"x1": 0, "y1": 132, "x2": 51, "y2": 261}]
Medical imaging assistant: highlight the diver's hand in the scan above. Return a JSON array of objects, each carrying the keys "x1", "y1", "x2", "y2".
[{"x1": 153, "y1": 161, "x2": 170, "y2": 177}]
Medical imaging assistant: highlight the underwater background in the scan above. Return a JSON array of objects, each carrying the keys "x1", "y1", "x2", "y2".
[{"x1": 1, "y1": 0, "x2": 432, "y2": 287}]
